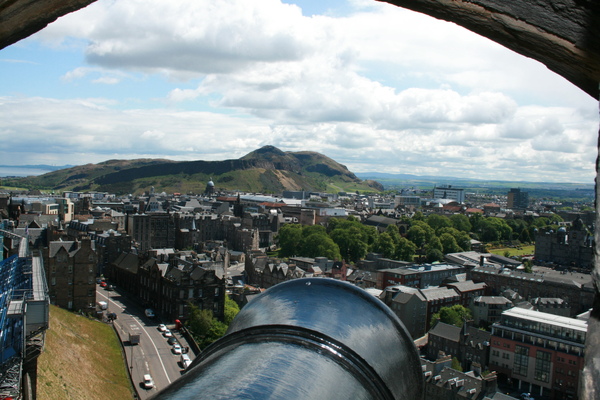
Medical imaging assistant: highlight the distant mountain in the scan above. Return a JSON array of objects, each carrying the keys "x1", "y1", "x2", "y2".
[
  {"x1": 355, "y1": 172, "x2": 594, "y2": 189},
  {"x1": 0, "y1": 164, "x2": 74, "y2": 171},
  {"x1": 355, "y1": 172, "x2": 595, "y2": 201},
  {"x1": 3, "y1": 146, "x2": 383, "y2": 195}
]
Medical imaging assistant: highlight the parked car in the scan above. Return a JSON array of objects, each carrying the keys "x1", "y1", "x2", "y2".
[
  {"x1": 163, "y1": 329, "x2": 173, "y2": 338},
  {"x1": 100, "y1": 281, "x2": 107, "y2": 287},
  {"x1": 172, "y1": 343, "x2": 182, "y2": 354},
  {"x1": 167, "y1": 337, "x2": 178, "y2": 345},
  {"x1": 143, "y1": 374, "x2": 154, "y2": 389},
  {"x1": 158, "y1": 324, "x2": 167, "y2": 332},
  {"x1": 145, "y1": 309, "x2": 155, "y2": 318}
]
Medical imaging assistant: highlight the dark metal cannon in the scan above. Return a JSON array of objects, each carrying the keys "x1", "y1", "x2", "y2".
[{"x1": 152, "y1": 278, "x2": 424, "y2": 399}]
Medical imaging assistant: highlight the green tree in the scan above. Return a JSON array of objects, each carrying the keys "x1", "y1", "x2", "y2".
[
  {"x1": 407, "y1": 225, "x2": 428, "y2": 248},
  {"x1": 523, "y1": 259, "x2": 533, "y2": 273},
  {"x1": 425, "y1": 248, "x2": 444, "y2": 263},
  {"x1": 300, "y1": 233, "x2": 342, "y2": 260},
  {"x1": 374, "y1": 232, "x2": 396, "y2": 258},
  {"x1": 469, "y1": 213, "x2": 484, "y2": 232},
  {"x1": 450, "y1": 214, "x2": 471, "y2": 233},
  {"x1": 437, "y1": 227, "x2": 471, "y2": 251},
  {"x1": 302, "y1": 224, "x2": 327, "y2": 238},
  {"x1": 549, "y1": 214, "x2": 564, "y2": 224},
  {"x1": 451, "y1": 356, "x2": 463, "y2": 372},
  {"x1": 519, "y1": 227, "x2": 532, "y2": 243},
  {"x1": 479, "y1": 217, "x2": 512, "y2": 242},
  {"x1": 329, "y1": 227, "x2": 368, "y2": 262},
  {"x1": 412, "y1": 211, "x2": 425, "y2": 221},
  {"x1": 277, "y1": 224, "x2": 303, "y2": 257},
  {"x1": 426, "y1": 236, "x2": 443, "y2": 253},
  {"x1": 224, "y1": 295, "x2": 240, "y2": 325},
  {"x1": 426, "y1": 214, "x2": 452, "y2": 233},
  {"x1": 439, "y1": 233, "x2": 462, "y2": 254},
  {"x1": 187, "y1": 306, "x2": 213, "y2": 338},
  {"x1": 385, "y1": 225, "x2": 402, "y2": 246},
  {"x1": 186, "y1": 304, "x2": 228, "y2": 349},
  {"x1": 395, "y1": 237, "x2": 417, "y2": 262},
  {"x1": 430, "y1": 305, "x2": 473, "y2": 328}
]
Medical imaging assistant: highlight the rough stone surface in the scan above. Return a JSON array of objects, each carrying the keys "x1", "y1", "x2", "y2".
[
  {"x1": 0, "y1": 0, "x2": 97, "y2": 50},
  {"x1": 382, "y1": 0, "x2": 600, "y2": 99}
]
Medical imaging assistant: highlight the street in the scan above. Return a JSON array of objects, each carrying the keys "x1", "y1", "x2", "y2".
[{"x1": 97, "y1": 285, "x2": 195, "y2": 399}]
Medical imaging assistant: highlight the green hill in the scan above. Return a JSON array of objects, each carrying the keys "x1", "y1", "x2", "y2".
[
  {"x1": 3, "y1": 146, "x2": 383, "y2": 195},
  {"x1": 37, "y1": 305, "x2": 133, "y2": 400}
]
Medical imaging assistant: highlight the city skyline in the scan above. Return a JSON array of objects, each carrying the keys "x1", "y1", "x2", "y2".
[{"x1": 0, "y1": 0, "x2": 597, "y2": 184}]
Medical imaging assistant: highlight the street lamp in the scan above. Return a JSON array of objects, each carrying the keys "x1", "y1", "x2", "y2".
[{"x1": 130, "y1": 344, "x2": 134, "y2": 373}]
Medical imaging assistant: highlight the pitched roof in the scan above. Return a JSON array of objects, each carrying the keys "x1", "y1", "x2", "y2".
[{"x1": 429, "y1": 322, "x2": 461, "y2": 342}]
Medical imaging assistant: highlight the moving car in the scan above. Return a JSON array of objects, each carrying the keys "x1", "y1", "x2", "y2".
[{"x1": 143, "y1": 374, "x2": 154, "y2": 389}]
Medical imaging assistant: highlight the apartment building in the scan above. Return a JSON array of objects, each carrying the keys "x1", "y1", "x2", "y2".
[{"x1": 489, "y1": 308, "x2": 586, "y2": 399}]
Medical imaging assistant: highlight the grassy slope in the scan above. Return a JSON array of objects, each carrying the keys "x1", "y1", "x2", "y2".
[{"x1": 37, "y1": 305, "x2": 133, "y2": 400}]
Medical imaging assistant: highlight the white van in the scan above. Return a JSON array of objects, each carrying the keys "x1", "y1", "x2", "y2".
[
  {"x1": 97, "y1": 301, "x2": 108, "y2": 310},
  {"x1": 181, "y1": 353, "x2": 192, "y2": 369}
]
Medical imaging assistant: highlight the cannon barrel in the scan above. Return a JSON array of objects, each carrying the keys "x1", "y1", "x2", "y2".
[{"x1": 152, "y1": 278, "x2": 424, "y2": 399}]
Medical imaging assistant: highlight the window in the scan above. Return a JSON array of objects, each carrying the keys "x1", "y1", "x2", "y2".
[
  {"x1": 513, "y1": 345, "x2": 529, "y2": 376},
  {"x1": 535, "y1": 351, "x2": 551, "y2": 383}
]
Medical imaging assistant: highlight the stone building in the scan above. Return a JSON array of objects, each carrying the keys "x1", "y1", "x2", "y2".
[
  {"x1": 381, "y1": 285, "x2": 462, "y2": 339},
  {"x1": 469, "y1": 265, "x2": 595, "y2": 317},
  {"x1": 421, "y1": 355, "x2": 500, "y2": 400},
  {"x1": 534, "y1": 218, "x2": 594, "y2": 270},
  {"x1": 426, "y1": 322, "x2": 491, "y2": 372},
  {"x1": 127, "y1": 212, "x2": 176, "y2": 253},
  {"x1": 45, "y1": 237, "x2": 97, "y2": 311},
  {"x1": 106, "y1": 249, "x2": 227, "y2": 322}
]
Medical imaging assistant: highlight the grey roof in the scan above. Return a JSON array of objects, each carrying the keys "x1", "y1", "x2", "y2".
[
  {"x1": 421, "y1": 287, "x2": 460, "y2": 301},
  {"x1": 445, "y1": 281, "x2": 486, "y2": 292},
  {"x1": 473, "y1": 296, "x2": 512, "y2": 305},
  {"x1": 429, "y1": 322, "x2": 461, "y2": 342},
  {"x1": 113, "y1": 253, "x2": 139, "y2": 273}
]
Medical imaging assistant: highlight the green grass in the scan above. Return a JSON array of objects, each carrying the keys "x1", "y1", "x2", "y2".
[
  {"x1": 37, "y1": 305, "x2": 134, "y2": 400},
  {"x1": 488, "y1": 244, "x2": 535, "y2": 257}
]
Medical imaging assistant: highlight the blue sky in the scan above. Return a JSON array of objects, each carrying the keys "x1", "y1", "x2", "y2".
[{"x1": 0, "y1": 0, "x2": 597, "y2": 183}]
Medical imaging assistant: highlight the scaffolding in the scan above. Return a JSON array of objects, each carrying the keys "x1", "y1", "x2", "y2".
[{"x1": 0, "y1": 230, "x2": 49, "y2": 400}]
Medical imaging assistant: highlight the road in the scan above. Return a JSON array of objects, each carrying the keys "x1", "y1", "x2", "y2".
[{"x1": 97, "y1": 285, "x2": 195, "y2": 399}]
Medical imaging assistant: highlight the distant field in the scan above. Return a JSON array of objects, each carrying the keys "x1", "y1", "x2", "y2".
[
  {"x1": 37, "y1": 305, "x2": 133, "y2": 400},
  {"x1": 488, "y1": 245, "x2": 535, "y2": 257}
]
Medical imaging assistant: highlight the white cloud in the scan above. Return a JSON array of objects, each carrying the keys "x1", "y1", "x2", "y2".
[{"x1": 4, "y1": 0, "x2": 595, "y2": 184}]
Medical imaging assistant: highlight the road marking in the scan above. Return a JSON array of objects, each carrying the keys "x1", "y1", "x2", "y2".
[{"x1": 98, "y1": 290, "x2": 172, "y2": 385}]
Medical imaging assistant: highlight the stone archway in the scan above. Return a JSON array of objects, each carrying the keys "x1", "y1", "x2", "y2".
[{"x1": 1, "y1": 0, "x2": 600, "y2": 397}]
